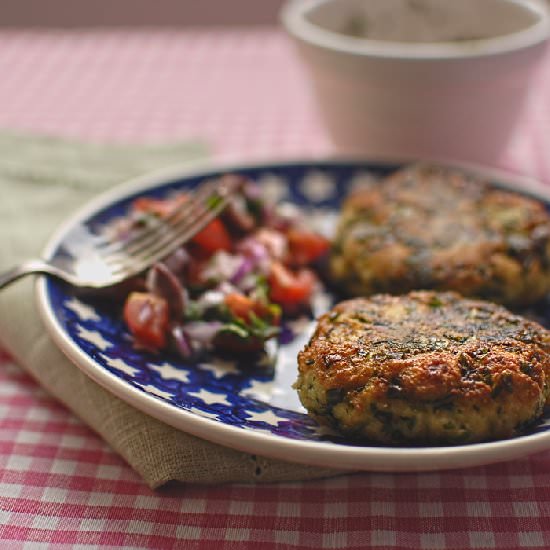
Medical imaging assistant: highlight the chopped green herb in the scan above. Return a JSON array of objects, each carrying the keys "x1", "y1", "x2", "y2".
[{"x1": 206, "y1": 194, "x2": 223, "y2": 211}]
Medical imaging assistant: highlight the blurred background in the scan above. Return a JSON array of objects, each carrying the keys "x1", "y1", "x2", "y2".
[
  {"x1": 0, "y1": 0, "x2": 548, "y2": 171},
  {"x1": 0, "y1": 0, "x2": 286, "y2": 26},
  {"x1": 0, "y1": 0, "x2": 332, "y2": 158},
  {"x1": 1, "y1": 0, "x2": 548, "y2": 27}
]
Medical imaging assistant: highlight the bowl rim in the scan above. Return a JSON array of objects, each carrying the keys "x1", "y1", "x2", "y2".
[{"x1": 280, "y1": 0, "x2": 550, "y2": 61}]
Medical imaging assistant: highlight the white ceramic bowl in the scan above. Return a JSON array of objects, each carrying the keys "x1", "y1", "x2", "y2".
[{"x1": 281, "y1": 0, "x2": 550, "y2": 164}]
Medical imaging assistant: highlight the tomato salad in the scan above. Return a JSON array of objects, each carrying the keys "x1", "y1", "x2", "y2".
[{"x1": 115, "y1": 175, "x2": 330, "y2": 358}]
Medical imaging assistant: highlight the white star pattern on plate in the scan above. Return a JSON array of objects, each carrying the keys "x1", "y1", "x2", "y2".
[
  {"x1": 300, "y1": 171, "x2": 335, "y2": 202},
  {"x1": 99, "y1": 354, "x2": 139, "y2": 377},
  {"x1": 65, "y1": 297, "x2": 100, "y2": 321},
  {"x1": 189, "y1": 388, "x2": 230, "y2": 406},
  {"x1": 242, "y1": 380, "x2": 276, "y2": 401},
  {"x1": 257, "y1": 173, "x2": 288, "y2": 202},
  {"x1": 148, "y1": 362, "x2": 190, "y2": 383},
  {"x1": 306, "y1": 208, "x2": 339, "y2": 237},
  {"x1": 137, "y1": 384, "x2": 174, "y2": 400},
  {"x1": 200, "y1": 360, "x2": 240, "y2": 379},
  {"x1": 76, "y1": 325, "x2": 112, "y2": 351},
  {"x1": 246, "y1": 410, "x2": 282, "y2": 426},
  {"x1": 349, "y1": 170, "x2": 379, "y2": 191}
]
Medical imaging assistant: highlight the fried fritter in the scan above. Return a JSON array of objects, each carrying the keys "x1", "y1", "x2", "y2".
[
  {"x1": 330, "y1": 164, "x2": 550, "y2": 306},
  {"x1": 296, "y1": 291, "x2": 550, "y2": 445}
]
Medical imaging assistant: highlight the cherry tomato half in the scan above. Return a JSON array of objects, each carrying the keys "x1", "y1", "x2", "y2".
[
  {"x1": 123, "y1": 292, "x2": 169, "y2": 349},
  {"x1": 268, "y1": 261, "x2": 316, "y2": 310},
  {"x1": 286, "y1": 228, "x2": 330, "y2": 266},
  {"x1": 191, "y1": 218, "x2": 232, "y2": 255}
]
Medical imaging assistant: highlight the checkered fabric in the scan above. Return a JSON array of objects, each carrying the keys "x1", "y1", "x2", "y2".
[{"x1": 1, "y1": 29, "x2": 550, "y2": 549}]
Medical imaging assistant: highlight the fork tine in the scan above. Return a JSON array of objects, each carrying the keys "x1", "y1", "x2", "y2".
[
  {"x1": 107, "y1": 201, "x2": 225, "y2": 277},
  {"x1": 0, "y1": 175, "x2": 245, "y2": 291},
  {"x1": 98, "y1": 178, "x2": 219, "y2": 258},
  {"x1": 107, "y1": 193, "x2": 222, "y2": 270},
  {"x1": 102, "y1": 175, "x2": 242, "y2": 278}
]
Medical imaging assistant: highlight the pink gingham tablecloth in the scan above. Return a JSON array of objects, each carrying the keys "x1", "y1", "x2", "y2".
[{"x1": 1, "y1": 28, "x2": 550, "y2": 550}]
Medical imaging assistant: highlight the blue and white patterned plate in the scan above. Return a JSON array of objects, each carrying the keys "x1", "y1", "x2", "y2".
[{"x1": 36, "y1": 159, "x2": 550, "y2": 472}]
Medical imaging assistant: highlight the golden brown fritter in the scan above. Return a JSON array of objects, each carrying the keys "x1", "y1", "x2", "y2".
[
  {"x1": 296, "y1": 291, "x2": 550, "y2": 445},
  {"x1": 330, "y1": 164, "x2": 550, "y2": 306}
]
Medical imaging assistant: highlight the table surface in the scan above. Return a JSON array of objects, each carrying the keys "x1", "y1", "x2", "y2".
[{"x1": 1, "y1": 28, "x2": 550, "y2": 550}]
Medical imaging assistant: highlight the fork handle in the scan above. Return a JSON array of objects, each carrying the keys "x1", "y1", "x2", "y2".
[{"x1": 0, "y1": 260, "x2": 64, "y2": 290}]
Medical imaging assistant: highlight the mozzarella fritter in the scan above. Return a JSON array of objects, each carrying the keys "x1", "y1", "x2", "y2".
[
  {"x1": 330, "y1": 164, "x2": 550, "y2": 306},
  {"x1": 296, "y1": 291, "x2": 550, "y2": 445}
]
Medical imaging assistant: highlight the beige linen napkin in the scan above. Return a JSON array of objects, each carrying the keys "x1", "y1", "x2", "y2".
[{"x1": 0, "y1": 133, "x2": 342, "y2": 488}]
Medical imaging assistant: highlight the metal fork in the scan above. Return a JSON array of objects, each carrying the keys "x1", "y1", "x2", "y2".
[{"x1": 0, "y1": 176, "x2": 242, "y2": 290}]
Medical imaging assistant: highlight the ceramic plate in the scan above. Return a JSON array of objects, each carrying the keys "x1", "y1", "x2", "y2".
[{"x1": 37, "y1": 159, "x2": 550, "y2": 472}]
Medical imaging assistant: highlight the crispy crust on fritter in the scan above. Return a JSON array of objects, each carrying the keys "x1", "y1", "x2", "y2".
[
  {"x1": 330, "y1": 164, "x2": 550, "y2": 306},
  {"x1": 296, "y1": 291, "x2": 550, "y2": 445}
]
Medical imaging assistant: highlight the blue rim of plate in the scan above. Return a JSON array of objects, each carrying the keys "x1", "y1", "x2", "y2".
[{"x1": 36, "y1": 157, "x2": 550, "y2": 472}]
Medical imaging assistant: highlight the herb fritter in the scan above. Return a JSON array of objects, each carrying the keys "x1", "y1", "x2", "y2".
[
  {"x1": 296, "y1": 291, "x2": 550, "y2": 445},
  {"x1": 330, "y1": 164, "x2": 550, "y2": 306}
]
